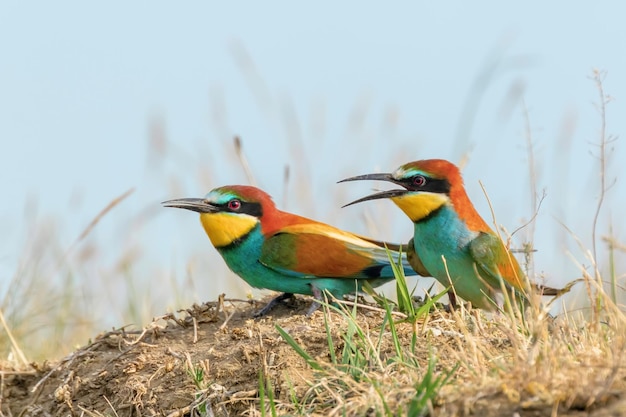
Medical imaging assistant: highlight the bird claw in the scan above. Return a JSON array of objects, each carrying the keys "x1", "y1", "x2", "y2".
[
  {"x1": 304, "y1": 301, "x2": 321, "y2": 317},
  {"x1": 303, "y1": 284, "x2": 324, "y2": 317},
  {"x1": 253, "y1": 292, "x2": 295, "y2": 317}
]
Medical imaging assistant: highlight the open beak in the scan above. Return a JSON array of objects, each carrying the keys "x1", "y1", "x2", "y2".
[
  {"x1": 342, "y1": 189, "x2": 409, "y2": 208},
  {"x1": 161, "y1": 198, "x2": 219, "y2": 213},
  {"x1": 339, "y1": 172, "x2": 409, "y2": 208}
]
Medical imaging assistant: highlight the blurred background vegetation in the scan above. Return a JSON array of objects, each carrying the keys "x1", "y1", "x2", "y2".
[{"x1": 1, "y1": 4, "x2": 625, "y2": 361}]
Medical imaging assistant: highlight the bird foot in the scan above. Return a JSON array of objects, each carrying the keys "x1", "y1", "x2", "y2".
[
  {"x1": 304, "y1": 285, "x2": 324, "y2": 317},
  {"x1": 304, "y1": 301, "x2": 321, "y2": 317},
  {"x1": 253, "y1": 292, "x2": 295, "y2": 317},
  {"x1": 445, "y1": 290, "x2": 458, "y2": 312}
]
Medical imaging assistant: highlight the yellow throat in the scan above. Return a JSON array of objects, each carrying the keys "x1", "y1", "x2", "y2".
[
  {"x1": 391, "y1": 192, "x2": 448, "y2": 222},
  {"x1": 199, "y1": 212, "x2": 258, "y2": 248}
]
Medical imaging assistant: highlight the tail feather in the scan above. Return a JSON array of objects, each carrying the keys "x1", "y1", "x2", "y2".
[{"x1": 532, "y1": 278, "x2": 583, "y2": 297}]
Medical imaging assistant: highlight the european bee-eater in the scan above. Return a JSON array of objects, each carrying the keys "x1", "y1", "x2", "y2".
[
  {"x1": 163, "y1": 185, "x2": 418, "y2": 317},
  {"x1": 341, "y1": 159, "x2": 556, "y2": 311}
]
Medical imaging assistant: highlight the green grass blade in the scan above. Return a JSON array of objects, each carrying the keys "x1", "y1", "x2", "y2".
[
  {"x1": 275, "y1": 324, "x2": 324, "y2": 371},
  {"x1": 322, "y1": 302, "x2": 337, "y2": 365},
  {"x1": 386, "y1": 245, "x2": 416, "y2": 318},
  {"x1": 380, "y1": 295, "x2": 404, "y2": 363}
]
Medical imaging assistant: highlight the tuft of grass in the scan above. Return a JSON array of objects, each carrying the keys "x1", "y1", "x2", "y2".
[
  {"x1": 408, "y1": 354, "x2": 458, "y2": 417},
  {"x1": 276, "y1": 281, "x2": 458, "y2": 416},
  {"x1": 184, "y1": 356, "x2": 218, "y2": 417}
]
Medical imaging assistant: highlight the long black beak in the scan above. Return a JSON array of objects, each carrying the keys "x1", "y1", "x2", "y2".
[
  {"x1": 161, "y1": 198, "x2": 219, "y2": 213},
  {"x1": 338, "y1": 172, "x2": 397, "y2": 184},
  {"x1": 339, "y1": 172, "x2": 408, "y2": 208}
]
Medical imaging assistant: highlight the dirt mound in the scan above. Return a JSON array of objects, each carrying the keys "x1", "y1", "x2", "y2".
[
  {"x1": 3, "y1": 296, "x2": 625, "y2": 416},
  {"x1": 4, "y1": 297, "x2": 324, "y2": 416}
]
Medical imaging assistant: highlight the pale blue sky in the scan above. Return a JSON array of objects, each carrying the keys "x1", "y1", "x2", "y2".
[{"x1": 1, "y1": 2, "x2": 625, "y2": 322}]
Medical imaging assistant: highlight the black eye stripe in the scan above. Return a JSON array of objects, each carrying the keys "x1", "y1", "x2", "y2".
[
  {"x1": 401, "y1": 176, "x2": 450, "y2": 194},
  {"x1": 216, "y1": 200, "x2": 263, "y2": 217}
]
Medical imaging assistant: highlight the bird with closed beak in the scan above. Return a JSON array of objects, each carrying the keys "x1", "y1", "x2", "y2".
[{"x1": 163, "y1": 185, "x2": 419, "y2": 317}]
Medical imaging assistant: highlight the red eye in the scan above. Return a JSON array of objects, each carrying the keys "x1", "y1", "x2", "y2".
[
  {"x1": 228, "y1": 199, "x2": 241, "y2": 210},
  {"x1": 413, "y1": 175, "x2": 426, "y2": 187}
]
